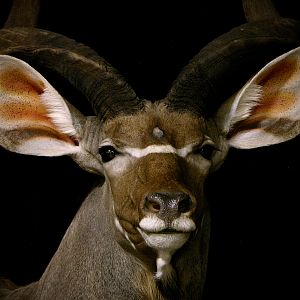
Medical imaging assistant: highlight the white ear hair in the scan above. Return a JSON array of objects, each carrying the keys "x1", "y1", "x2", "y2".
[
  {"x1": 41, "y1": 86, "x2": 77, "y2": 138},
  {"x1": 217, "y1": 46, "x2": 300, "y2": 149},
  {"x1": 229, "y1": 83, "x2": 263, "y2": 127}
]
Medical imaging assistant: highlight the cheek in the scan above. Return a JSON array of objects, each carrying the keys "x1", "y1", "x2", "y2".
[
  {"x1": 183, "y1": 157, "x2": 211, "y2": 209},
  {"x1": 108, "y1": 168, "x2": 148, "y2": 245},
  {"x1": 105, "y1": 160, "x2": 146, "y2": 226},
  {"x1": 105, "y1": 155, "x2": 133, "y2": 176},
  {"x1": 184, "y1": 156, "x2": 211, "y2": 186},
  {"x1": 104, "y1": 156, "x2": 143, "y2": 219}
]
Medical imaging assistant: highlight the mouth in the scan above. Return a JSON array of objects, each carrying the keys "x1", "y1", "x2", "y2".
[
  {"x1": 137, "y1": 226, "x2": 191, "y2": 251},
  {"x1": 158, "y1": 228, "x2": 183, "y2": 234},
  {"x1": 138, "y1": 215, "x2": 196, "y2": 232},
  {"x1": 140, "y1": 227, "x2": 186, "y2": 234},
  {"x1": 137, "y1": 216, "x2": 196, "y2": 251}
]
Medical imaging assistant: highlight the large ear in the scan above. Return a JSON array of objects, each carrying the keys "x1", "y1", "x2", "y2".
[
  {"x1": 0, "y1": 55, "x2": 81, "y2": 156},
  {"x1": 217, "y1": 46, "x2": 300, "y2": 149}
]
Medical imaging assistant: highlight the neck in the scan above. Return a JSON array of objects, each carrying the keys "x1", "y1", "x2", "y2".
[{"x1": 25, "y1": 183, "x2": 210, "y2": 299}]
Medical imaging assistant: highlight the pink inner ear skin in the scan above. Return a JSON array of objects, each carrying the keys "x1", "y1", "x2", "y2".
[
  {"x1": 0, "y1": 67, "x2": 45, "y2": 95},
  {"x1": 251, "y1": 89, "x2": 296, "y2": 118},
  {"x1": 0, "y1": 101, "x2": 50, "y2": 122},
  {"x1": 228, "y1": 57, "x2": 300, "y2": 140},
  {"x1": 0, "y1": 67, "x2": 77, "y2": 146},
  {"x1": 253, "y1": 57, "x2": 298, "y2": 117},
  {"x1": 0, "y1": 98, "x2": 65, "y2": 138},
  {"x1": 0, "y1": 66, "x2": 48, "y2": 124}
]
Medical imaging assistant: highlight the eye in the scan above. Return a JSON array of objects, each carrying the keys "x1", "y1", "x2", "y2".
[
  {"x1": 194, "y1": 143, "x2": 216, "y2": 160},
  {"x1": 99, "y1": 146, "x2": 120, "y2": 163}
]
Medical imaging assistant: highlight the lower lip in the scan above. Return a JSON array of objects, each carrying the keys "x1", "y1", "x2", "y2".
[{"x1": 138, "y1": 228, "x2": 190, "y2": 250}]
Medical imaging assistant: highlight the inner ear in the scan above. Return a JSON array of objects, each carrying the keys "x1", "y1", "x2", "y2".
[
  {"x1": 218, "y1": 46, "x2": 300, "y2": 149},
  {"x1": 233, "y1": 57, "x2": 299, "y2": 129},
  {"x1": 0, "y1": 55, "x2": 79, "y2": 156}
]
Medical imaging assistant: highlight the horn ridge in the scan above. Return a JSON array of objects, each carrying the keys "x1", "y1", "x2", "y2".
[
  {"x1": 167, "y1": 18, "x2": 300, "y2": 117},
  {"x1": 0, "y1": 27, "x2": 140, "y2": 120}
]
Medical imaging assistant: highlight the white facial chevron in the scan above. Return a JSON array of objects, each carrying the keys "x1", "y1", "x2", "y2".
[
  {"x1": 101, "y1": 140, "x2": 202, "y2": 176},
  {"x1": 123, "y1": 144, "x2": 195, "y2": 158}
]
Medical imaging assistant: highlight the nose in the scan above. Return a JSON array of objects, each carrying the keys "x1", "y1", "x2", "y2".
[{"x1": 144, "y1": 192, "x2": 193, "y2": 220}]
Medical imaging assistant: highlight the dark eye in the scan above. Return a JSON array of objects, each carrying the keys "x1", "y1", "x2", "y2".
[
  {"x1": 194, "y1": 144, "x2": 215, "y2": 160},
  {"x1": 99, "y1": 146, "x2": 119, "y2": 163}
]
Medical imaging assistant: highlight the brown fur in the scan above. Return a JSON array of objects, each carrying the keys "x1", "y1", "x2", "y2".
[
  {"x1": 103, "y1": 103, "x2": 205, "y2": 149},
  {"x1": 134, "y1": 265, "x2": 164, "y2": 300},
  {"x1": 103, "y1": 103, "x2": 210, "y2": 260}
]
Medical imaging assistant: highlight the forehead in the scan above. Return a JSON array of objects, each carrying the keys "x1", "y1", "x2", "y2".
[{"x1": 102, "y1": 103, "x2": 206, "y2": 148}]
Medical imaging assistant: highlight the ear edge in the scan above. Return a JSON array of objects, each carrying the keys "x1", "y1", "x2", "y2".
[
  {"x1": 41, "y1": 86, "x2": 78, "y2": 139},
  {"x1": 229, "y1": 83, "x2": 263, "y2": 129}
]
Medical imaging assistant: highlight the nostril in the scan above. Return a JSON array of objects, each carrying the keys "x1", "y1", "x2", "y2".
[
  {"x1": 178, "y1": 196, "x2": 192, "y2": 213},
  {"x1": 144, "y1": 192, "x2": 193, "y2": 216},
  {"x1": 145, "y1": 198, "x2": 161, "y2": 213}
]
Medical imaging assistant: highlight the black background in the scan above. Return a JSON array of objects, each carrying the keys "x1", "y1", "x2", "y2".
[{"x1": 0, "y1": 0, "x2": 300, "y2": 299}]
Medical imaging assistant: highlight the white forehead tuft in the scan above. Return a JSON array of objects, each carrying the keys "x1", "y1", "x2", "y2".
[{"x1": 153, "y1": 127, "x2": 164, "y2": 139}]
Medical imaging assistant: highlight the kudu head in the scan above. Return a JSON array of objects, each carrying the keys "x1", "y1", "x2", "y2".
[{"x1": 1, "y1": 0, "x2": 300, "y2": 293}]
